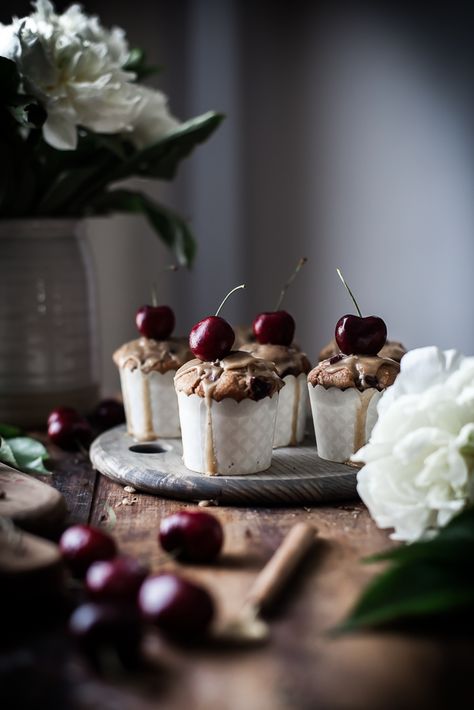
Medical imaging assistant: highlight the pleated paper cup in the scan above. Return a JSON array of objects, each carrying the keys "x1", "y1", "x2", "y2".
[
  {"x1": 177, "y1": 392, "x2": 279, "y2": 475},
  {"x1": 120, "y1": 368, "x2": 180, "y2": 441},
  {"x1": 273, "y1": 373, "x2": 308, "y2": 448},
  {"x1": 308, "y1": 384, "x2": 381, "y2": 462}
]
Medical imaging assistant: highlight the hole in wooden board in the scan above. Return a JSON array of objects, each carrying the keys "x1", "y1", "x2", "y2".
[{"x1": 129, "y1": 443, "x2": 170, "y2": 454}]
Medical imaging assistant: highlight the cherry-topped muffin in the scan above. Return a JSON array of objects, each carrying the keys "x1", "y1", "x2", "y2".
[
  {"x1": 114, "y1": 304, "x2": 191, "y2": 441},
  {"x1": 175, "y1": 350, "x2": 284, "y2": 476},
  {"x1": 241, "y1": 342, "x2": 311, "y2": 447},
  {"x1": 308, "y1": 270, "x2": 401, "y2": 462},
  {"x1": 318, "y1": 337, "x2": 406, "y2": 363}
]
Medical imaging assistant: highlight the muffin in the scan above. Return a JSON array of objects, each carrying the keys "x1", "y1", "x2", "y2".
[
  {"x1": 240, "y1": 343, "x2": 311, "y2": 447},
  {"x1": 174, "y1": 351, "x2": 284, "y2": 475},
  {"x1": 113, "y1": 337, "x2": 191, "y2": 441},
  {"x1": 307, "y1": 353, "x2": 400, "y2": 462},
  {"x1": 318, "y1": 337, "x2": 406, "y2": 363}
]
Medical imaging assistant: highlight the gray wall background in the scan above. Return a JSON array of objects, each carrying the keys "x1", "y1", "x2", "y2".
[{"x1": 4, "y1": 1, "x2": 474, "y2": 393}]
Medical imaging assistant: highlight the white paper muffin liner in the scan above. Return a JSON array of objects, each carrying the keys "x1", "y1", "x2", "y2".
[
  {"x1": 273, "y1": 373, "x2": 308, "y2": 448},
  {"x1": 308, "y1": 384, "x2": 381, "y2": 462},
  {"x1": 177, "y1": 391, "x2": 279, "y2": 475},
  {"x1": 119, "y1": 368, "x2": 180, "y2": 441}
]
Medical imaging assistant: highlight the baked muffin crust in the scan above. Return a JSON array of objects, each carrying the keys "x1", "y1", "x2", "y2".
[
  {"x1": 113, "y1": 337, "x2": 192, "y2": 374},
  {"x1": 308, "y1": 354, "x2": 399, "y2": 392},
  {"x1": 240, "y1": 343, "x2": 311, "y2": 378},
  {"x1": 174, "y1": 351, "x2": 284, "y2": 402},
  {"x1": 318, "y1": 338, "x2": 406, "y2": 363}
]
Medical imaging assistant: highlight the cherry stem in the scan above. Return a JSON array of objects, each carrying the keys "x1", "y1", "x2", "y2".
[
  {"x1": 151, "y1": 266, "x2": 178, "y2": 307},
  {"x1": 275, "y1": 257, "x2": 307, "y2": 311},
  {"x1": 215, "y1": 284, "x2": 245, "y2": 317},
  {"x1": 336, "y1": 268, "x2": 362, "y2": 317}
]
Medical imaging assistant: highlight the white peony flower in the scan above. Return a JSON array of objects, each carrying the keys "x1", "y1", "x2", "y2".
[
  {"x1": 0, "y1": 0, "x2": 179, "y2": 150},
  {"x1": 353, "y1": 346, "x2": 474, "y2": 542},
  {"x1": 129, "y1": 85, "x2": 179, "y2": 150}
]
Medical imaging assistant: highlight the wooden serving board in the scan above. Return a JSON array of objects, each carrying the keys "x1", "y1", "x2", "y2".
[{"x1": 90, "y1": 425, "x2": 359, "y2": 506}]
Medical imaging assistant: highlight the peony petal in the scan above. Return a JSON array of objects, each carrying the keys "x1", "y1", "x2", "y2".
[{"x1": 42, "y1": 111, "x2": 77, "y2": 150}]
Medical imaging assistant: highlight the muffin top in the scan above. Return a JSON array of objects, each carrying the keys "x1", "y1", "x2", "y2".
[
  {"x1": 113, "y1": 337, "x2": 192, "y2": 374},
  {"x1": 233, "y1": 325, "x2": 256, "y2": 349},
  {"x1": 174, "y1": 350, "x2": 284, "y2": 402},
  {"x1": 308, "y1": 354, "x2": 400, "y2": 392},
  {"x1": 318, "y1": 337, "x2": 407, "y2": 363},
  {"x1": 240, "y1": 342, "x2": 311, "y2": 378}
]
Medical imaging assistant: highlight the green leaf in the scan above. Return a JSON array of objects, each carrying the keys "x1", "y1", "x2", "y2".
[
  {"x1": 0, "y1": 423, "x2": 21, "y2": 438},
  {"x1": 6, "y1": 436, "x2": 50, "y2": 475},
  {"x1": 335, "y1": 562, "x2": 474, "y2": 633},
  {"x1": 124, "y1": 48, "x2": 160, "y2": 79},
  {"x1": 335, "y1": 508, "x2": 474, "y2": 634},
  {"x1": 7, "y1": 96, "x2": 47, "y2": 128},
  {"x1": 90, "y1": 188, "x2": 196, "y2": 266},
  {"x1": 118, "y1": 111, "x2": 225, "y2": 181},
  {"x1": 0, "y1": 436, "x2": 18, "y2": 468}
]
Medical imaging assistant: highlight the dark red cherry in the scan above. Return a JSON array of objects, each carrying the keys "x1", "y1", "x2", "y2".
[
  {"x1": 136, "y1": 304, "x2": 175, "y2": 340},
  {"x1": 47, "y1": 406, "x2": 79, "y2": 427},
  {"x1": 253, "y1": 311, "x2": 295, "y2": 346},
  {"x1": 48, "y1": 411, "x2": 92, "y2": 451},
  {"x1": 59, "y1": 524, "x2": 117, "y2": 577},
  {"x1": 138, "y1": 573, "x2": 214, "y2": 640},
  {"x1": 89, "y1": 399, "x2": 125, "y2": 432},
  {"x1": 69, "y1": 602, "x2": 143, "y2": 669},
  {"x1": 86, "y1": 556, "x2": 149, "y2": 603},
  {"x1": 335, "y1": 314, "x2": 387, "y2": 355},
  {"x1": 159, "y1": 511, "x2": 223, "y2": 563},
  {"x1": 189, "y1": 316, "x2": 234, "y2": 362}
]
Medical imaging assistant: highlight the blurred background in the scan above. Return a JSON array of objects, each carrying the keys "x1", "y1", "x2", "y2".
[{"x1": 3, "y1": 0, "x2": 474, "y2": 393}]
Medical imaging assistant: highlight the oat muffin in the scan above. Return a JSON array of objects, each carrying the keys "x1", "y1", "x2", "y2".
[
  {"x1": 114, "y1": 337, "x2": 191, "y2": 441},
  {"x1": 240, "y1": 343, "x2": 311, "y2": 447},
  {"x1": 175, "y1": 351, "x2": 284, "y2": 475},
  {"x1": 307, "y1": 354, "x2": 400, "y2": 463},
  {"x1": 318, "y1": 338, "x2": 406, "y2": 363}
]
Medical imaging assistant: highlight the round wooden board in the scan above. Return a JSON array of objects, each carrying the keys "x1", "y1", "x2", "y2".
[{"x1": 90, "y1": 425, "x2": 359, "y2": 506}]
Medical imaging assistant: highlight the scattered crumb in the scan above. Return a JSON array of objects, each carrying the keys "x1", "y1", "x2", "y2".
[
  {"x1": 124, "y1": 485, "x2": 136, "y2": 493},
  {"x1": 304, "y1": 507, "x2": 311, "y2": 513},
  {"x1": 115, "y1": 501, "x2": 122, "y2": 508},
  {"x1": 121, "y1": 496, "x2": 138, "y2": 506},
  {"x1": 198, "y1": 499, "x2": 218, "y2": 507}
]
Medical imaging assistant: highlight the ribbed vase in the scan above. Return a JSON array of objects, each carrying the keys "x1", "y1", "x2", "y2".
[{"x1": 0, "y1": 219, "x2": 100, "y2": 427}]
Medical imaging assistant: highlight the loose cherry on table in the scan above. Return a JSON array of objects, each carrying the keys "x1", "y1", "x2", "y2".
[
  {"x1": 189, "y1": 284, "x2": 245, "y2": 362},
  {"x1": 89, "y1": 399, "x2": 125, "y2": 433},
  {"x1": 59, "y1": 524, "x2": 117, "y2": 577},
  {"x1": 136, "y1": 304, "x2": 175, "y2": 340},
  {"x1": 334, "y1": 269, "x2": 387, "y2": 356},
  {"x1": 138, "y1": 573, "x2": 215, "y2": 641},
  {"x1": 47, "y1": 406, "x2": 92, "y2": 451},
  {"x1": 86, "y1": 556, "x2": 149, "y2": 603},
  {"x1": 159, "y1": 511, "x2": 223, "y2": 563},
  {"x1": 69, "y1": 602, "x2": 143, "y2": 670}
]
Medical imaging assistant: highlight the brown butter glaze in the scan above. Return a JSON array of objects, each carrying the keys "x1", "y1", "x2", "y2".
[
  {"x1": 308, "y1": 354, "x2": 399, "y2": 392},
  {"x1": 240, "y1": 343, "x2": 311, "y2": 378},
  {"x1": 318, "y1": 338, "x2": 406, "y2": 364},
  {"x1": 113, "y1": 337, "x2": 192, "y2": 375},
  {"x1": 174, "y1": 351, "x2": 284, "y2": 402}
]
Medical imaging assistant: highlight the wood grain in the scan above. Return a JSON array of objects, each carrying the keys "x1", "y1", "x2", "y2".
[
  {"x1": 90, "y1": 425, "x2": 358, "y2": 506},
  {"x1": 3, "y1": 440, "x2": 472, "y2": 710}
]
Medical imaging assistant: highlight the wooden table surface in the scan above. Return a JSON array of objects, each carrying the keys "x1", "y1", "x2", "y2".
[{"x1": 5, "y1": 442, "x2": 473, "y2": 710}]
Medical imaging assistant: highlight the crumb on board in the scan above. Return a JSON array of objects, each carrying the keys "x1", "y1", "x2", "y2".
[
  {"x1": 198, "y1": 499, "x2": 218, "y2": 507},
  {"x1": 124, "y1": 485, "x2": 136, "y2": 493}
]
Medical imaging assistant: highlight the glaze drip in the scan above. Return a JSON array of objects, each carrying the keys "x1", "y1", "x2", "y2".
[{"x1": 114, "y1": 337, "x2": 191, "y2": 374}]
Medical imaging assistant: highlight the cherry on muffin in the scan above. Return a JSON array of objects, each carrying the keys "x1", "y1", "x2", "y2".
[
  {"x1": 189, "y1": 284, "x2": 245, "y2": 361},
  {"x1": 334, "y1": 269, "x2": 387, "y2": 355},
  {"x1": 253, "y1": 257, "x2": 307, "y2": 346}
]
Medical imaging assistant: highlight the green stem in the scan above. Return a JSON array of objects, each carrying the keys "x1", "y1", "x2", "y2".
[{"x1": 337, "y1": 268, "x2": 362, "y2": 317}]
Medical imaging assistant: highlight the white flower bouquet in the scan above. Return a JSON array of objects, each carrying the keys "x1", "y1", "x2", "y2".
[
  {"x1": 354, "y1": 346, "x2": 474, "y2": 542},
  {"x1": 0, "y1": 0, "x2": 223, "y2": 264}
]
